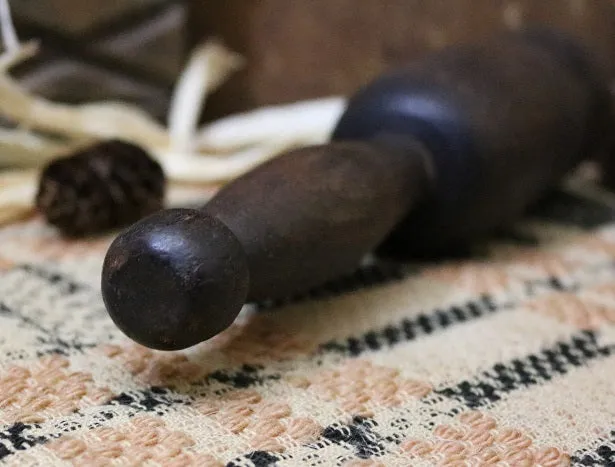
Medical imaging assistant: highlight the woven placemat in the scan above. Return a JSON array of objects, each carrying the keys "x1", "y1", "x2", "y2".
[{"x1": 0, "y1": 182, "x2": 613, "y2": 466}]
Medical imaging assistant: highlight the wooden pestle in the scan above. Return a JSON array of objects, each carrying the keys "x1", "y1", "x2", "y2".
[{"x1": 102, "y1": 28, "x2": 612, "y2": 350}]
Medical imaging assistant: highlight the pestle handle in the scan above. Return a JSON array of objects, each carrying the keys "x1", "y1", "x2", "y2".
[
  {"x1": 101, "y1": 28, "x2": 614, "y2": 351},
  {"x1": 333, "y1": 28, "x2": 612, "y2": 257},
  {"x1": 102, "y1": 139, "x2": 431, "y2": 350}
]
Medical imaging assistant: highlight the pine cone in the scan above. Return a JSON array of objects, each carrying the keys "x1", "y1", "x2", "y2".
[{"x1": 36, "y1": 140, "x2": 166, "y2": 236}]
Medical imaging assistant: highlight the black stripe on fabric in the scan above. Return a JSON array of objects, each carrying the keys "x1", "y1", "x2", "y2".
[
  {"x1": 0, "y1": 387, "x2": 185, "y2": 461},
  {"x1": 16, "y1": 264, "x2": 89, "y2": 295},
  {"x1": 320, "y1": 293, "x2": 501, "y2": 356},
  {"x1": 317, "y1": 257, "x2": 615, "y2": 358},
  {"x1": 0, "y1": 265, "x2": 117, "y2": 355},
  {"x1": 228, "y1": 329, "x2": 615, "y2": 465},
  {"x1": 226, "y1": 451, "x2": 281, "y2": 467},
  {"x1": 0, "y1": 301, "x2": 97, "y2": 356},
  {"x1": 0, "y1": 423, "x2": 47, "y2": 460},
  {"x1": 207, "y1": 364, "x2": 281, "y2": 389},
  {"x1": 320, "y1": 293, "x2": 507, "y2": 356},
  {"x1": 3, "y1": 329, "x2": 608, "y2": 463},
  {"x1": 106, "y1": 387, "x2": 186, "y2": 413},
  {"x1": 320, "y1": 416, "x2": 386, "y2": 459},
  {"x1": 228, "y1": 417, "x2": 390, "y2": 466},
  {"x1": 436, "y1": 331, "x2": 614, "y2": 408},
  {"x1": 572, "y1": 430, "x2": 615, "y2": 466}
]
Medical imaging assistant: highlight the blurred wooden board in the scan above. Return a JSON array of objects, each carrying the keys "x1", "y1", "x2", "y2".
[{"x1": 191, "y1": 0, "x2": 615, "y2": 119}]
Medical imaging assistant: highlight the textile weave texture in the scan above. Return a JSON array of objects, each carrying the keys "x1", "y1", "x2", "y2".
[{"x1": 0, "y1": 180, "x2": 614, "y2": 466}]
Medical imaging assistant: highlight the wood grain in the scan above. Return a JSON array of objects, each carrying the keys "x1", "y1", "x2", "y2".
[{"x1": 191, "y1": 0, "x2": 615, "y2": 118}]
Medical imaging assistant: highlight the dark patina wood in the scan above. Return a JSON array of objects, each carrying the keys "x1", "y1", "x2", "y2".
[
  {"x1": 102, "y1": 29, "x2": 613, "y2": 350},
  {"x1": 191, "y1": 0, "x2": 615, "y2": 118}
]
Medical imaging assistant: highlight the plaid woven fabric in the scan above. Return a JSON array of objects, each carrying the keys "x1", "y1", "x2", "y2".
[{"x1": 0, "y1": 180, "x2": 613, "y2": 466}]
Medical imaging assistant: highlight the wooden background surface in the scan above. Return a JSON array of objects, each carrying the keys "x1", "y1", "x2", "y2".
[
  {"x1": 8, "y1": 0, "x2": 615, "y2": 119},
  {"x1": 191, "y1": 0, "x2": 615, "y2": 118}
]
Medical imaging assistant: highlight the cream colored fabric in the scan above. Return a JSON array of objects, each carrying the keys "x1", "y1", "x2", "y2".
[{"x1": 0, "y1": 181, "x2": 612, "y2": 466}]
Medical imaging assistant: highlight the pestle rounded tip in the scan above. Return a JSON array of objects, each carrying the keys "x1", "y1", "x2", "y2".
[{"x1": 101, "y1": 208, "x2": 249, "y2": 351}]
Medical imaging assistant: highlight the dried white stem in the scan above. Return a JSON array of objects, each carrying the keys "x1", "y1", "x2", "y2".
[
  {"x1": 0, "y1": 205, "x2": 34, "y2": 225},
  {"x1": 0, "y1": 169, "x2": 37, "y2": 226},
  {"x1": 155, "y1": 137, "x2": 304, "y2": 183},
  {"x1": 0, "y1": 127, "x2": 69, "y2": 167},
  {"x1": 0, "y1": 0, "x2": 18, "y2": 53},
  {"x1": 168, "y1": 40, "x2": 243, "y2": 152},
  {"x1": 196, "y1": 96, "x2": 347, "y2": 152},
  {"x1": 0, "y1": 39, "x2": 38, "y2": 72},
  {"x1": 0, "y1": 73, "x2": 169, "y2": 148},
  {"x1": 0, "y1": 167, "x2": 37, "y2": 186}
]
